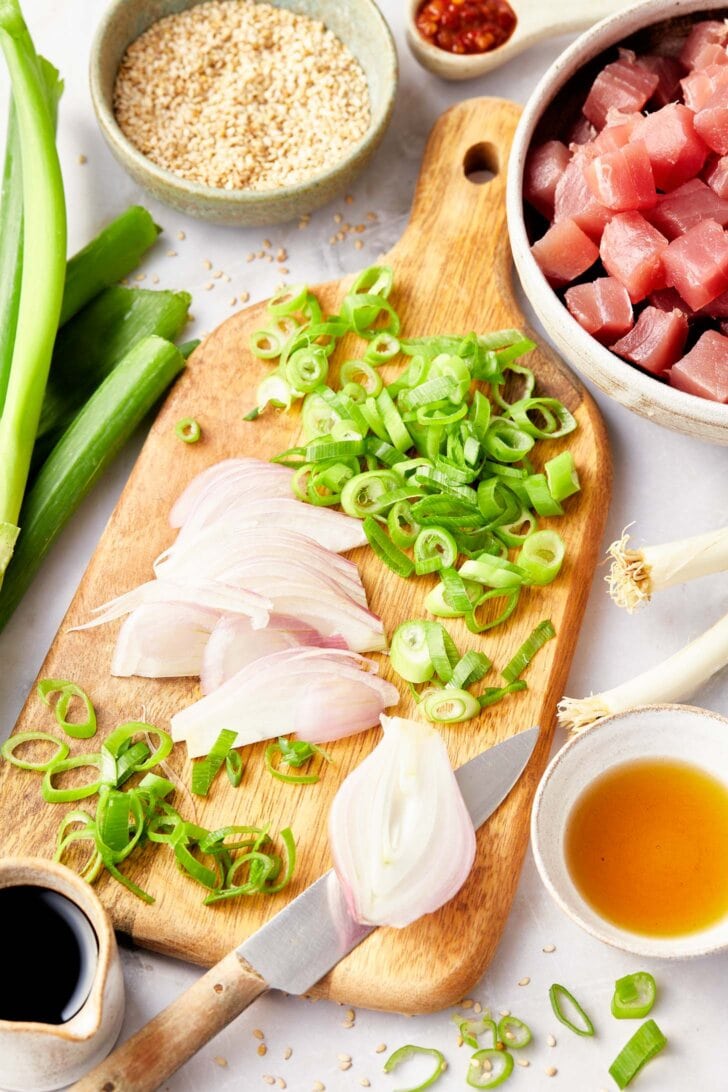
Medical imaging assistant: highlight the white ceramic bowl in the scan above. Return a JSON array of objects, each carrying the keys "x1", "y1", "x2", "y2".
[
  {"x1": 506, "y1": 0, "x2": 728, "y2": 445},
  {"x1": 531, "y1": 704, "x2": 728, "y2": 959}
]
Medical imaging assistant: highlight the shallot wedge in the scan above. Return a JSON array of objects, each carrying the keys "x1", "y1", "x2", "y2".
[
  {"x1": 201, "y1": 613, "x2": 347, "y2": 694},
  {"x1": 170, "y1": 648, "x2": 399, "y2": 757},
  {"x1": 329, "y1": 714, "x2": 475, "y2": 928},
  {"x1": 607, "y1": 525, "x2": 728, "y2": 611},
  {"x1": 75, "y1": 579, "x2": 271, "y2": 631},
  {"x1": 112, "y1": 602, "x2": 220, "y2": 678},
  {"x1": 168, "y1": 457, "x2": 293, "y2": 528},
  {"x1": 558, "y1": 610, "x2": 728, "y2": 732}
]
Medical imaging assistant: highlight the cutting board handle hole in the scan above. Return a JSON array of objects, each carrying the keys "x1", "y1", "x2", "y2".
[{"x1": 463, "y1": 142, "x2": 498, "y2": 185}]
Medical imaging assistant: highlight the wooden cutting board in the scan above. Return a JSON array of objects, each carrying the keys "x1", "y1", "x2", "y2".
[{"x1": 0, "y1": 99, "x2": 611, "y2": 1014}]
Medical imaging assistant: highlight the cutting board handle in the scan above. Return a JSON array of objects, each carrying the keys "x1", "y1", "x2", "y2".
[
  {"x1": 70, "y1": 951, "x2": 267, "y2": 1092},
  {"x1": 389, "y1": 97, "x2": 522, "y2": 315}
]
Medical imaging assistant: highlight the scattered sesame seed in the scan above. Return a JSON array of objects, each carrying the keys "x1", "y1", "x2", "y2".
[
  {"x1": 279, "y1": 267, "x2": 289, "y2": 275},
  {"x1": 213, "y1": 270, "x2": 223, "y2": 279},
  {"x1": 213, "y1": 1057, "x2": 227, "y2": 1067},
  {"x1": 240, "y1": 290, "x2": 250, "y2": 302},
  {"x1": 204, "y1": 282, "x2": 214, "y2": 290},
  {"x1": 312, "y1": 1083, "x2": 325, "y2": 1091},
  {"x1": 263, "y1": 239, "x2": 272, "y2": 249},
  {"x1": 166, "y1": 249, "x2": 177, "y2": 257},
  {"x1": 334, "y1": 213, "x2": 343, "y2": 223},
  {"x1": 375, "y1": 1044, "x2": 387, "y2": 1054},
  {"x1": 262, "y1": 1078, "x2": 275, "y2": 1087},
  {"x1": 543, "y1": 944, "x2": 556, "y2": 953},
  {"x1": 283, "y1": 1047, "x2": 292, "y2": 1060},
  {"x1": 299, "y1": 220, "x2": 309, "y2": 229},
  {"x1": 545, "y1": 1066, "x2": 558, "y2": 1077},
  {"x1": 276, "y1": 248, "x2": 288, "y2": 262},
  {"x1": 267, "y1": 254, "x2": 274, "y2": 262},
  {"x1": 230, "y1": 297, "x2": 237, "y2": 306},
  {"x1": 461, "y1": 999, "x2": 475, "y2": 1009},
  {"x1": 258, "y1": 1044, "x2": 267, "y2": 1056},
  {"x1": 499, "y1": 1010, "x2": 511, "y2": 1017},
  {"x1": 456, "y1": 1035, "x2": 464, "y2": 1048},
  {"x1": 345, "y1": 1009, "x2": 355, "y2": 1021},
  {"x1": 277, "y1": 1080, "x2": 286, "y2": 1090},
  {"x1": 547, "y1": 1034, "x2": 557, "y2": 1047},
  {"x1": 516, "y1": 1059, "x2": 530, "y2": 1068},
  {"x1": 223, "y1": 273, "x2": 231, "y2": 282},
  {"x1": 78, "y1": 153, "x2": 87, "y2": 165},
  {"x1": 473, "y1": 1002, "x2": 482, "y2": 1014},
  {"x1": 354, "y1": 239, "x2": 363, "y2": 250},
  {"x1": 247, "y1": 252, "x2": 255, "y2": 262},
  {"x1": 359, "y1": 1080, "x2": 370, "y2": 1087},
  {"x1": 355, "y1": 223, "x2": 366, "y2": 233},
  {"x1": 337, "y1": 1053, "x2": 351, "y2": 1063},
  {"x1": 253, "y1": 1030, "x2": 265, "y2": 1040},
  {"x1": 151, "y1": 273, "x2": 160, "y2": 284},
  {"x1": 339, "y1": 1061, "x2": 352, "y2": 1071},
  {"x1": 135, "y1": 272, "x2": 146, "y2": 281},
  {"x1": 177, "y1": 230, "x2": 186, "y2": 240},
  {"x1": 367, "y1": 211, "x2": 378, "y2": 221},
  {"x1": 518, "y1": 977, "x2": 531, "y2": 986}
]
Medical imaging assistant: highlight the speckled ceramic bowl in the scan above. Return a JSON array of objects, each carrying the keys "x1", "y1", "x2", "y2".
[
  {"x1": 507, "y1": 0, "x2": 728, "y2": 445},
  {"x1": 532, "y1": 705, "x2": 728, "y2": 959},
  {"x1": 90, "y1": 0, "x2": 398, "y2": 226}
]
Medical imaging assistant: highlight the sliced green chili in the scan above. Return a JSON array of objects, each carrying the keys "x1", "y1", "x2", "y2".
[
  {"x1": 383, "y1": 1044, "x2": 447, "y2": 1092},
  {"x1": 549, "y1": 983, "x2": 595, "y2": 1037}
]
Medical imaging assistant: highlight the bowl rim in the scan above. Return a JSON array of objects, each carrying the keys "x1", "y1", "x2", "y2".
[
  {"x1": 506, "y1": 0, "x2": 728, "y2": 433},
  {"x1": 531, "y1": 702, "x2": 728, "y2": 958},
  {"x1": 89, "y1": 0, "x2": 399, "y2": 207}
]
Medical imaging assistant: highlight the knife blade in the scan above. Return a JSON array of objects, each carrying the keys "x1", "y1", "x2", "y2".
[
  {"x1": 71, "y1": 726, "x2": 539, "y2": 1092},
  {"x1": 237, "y1": 725, "x2": 539, "y2": 995}
]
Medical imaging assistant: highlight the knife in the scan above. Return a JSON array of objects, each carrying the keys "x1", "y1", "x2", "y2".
[{"x1": 72, "y1": 726, "x2": 539, "y2": 1092}]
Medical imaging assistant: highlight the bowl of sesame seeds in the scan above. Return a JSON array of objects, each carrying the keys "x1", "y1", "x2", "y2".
[{"x1": 90, "y1": 0, "x2": 398, "y2": 226}]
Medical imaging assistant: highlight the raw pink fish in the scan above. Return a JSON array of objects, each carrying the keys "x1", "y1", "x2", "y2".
[
  {"x1": 669, "y1": 330, "x2": 728, "y2": 401},
  {"x1": 679, "y1": 20, "x2": 728, "y2": 70},
  {"x1": 524, "y1": 141, "x2": 571, "y2": 219},
  {"x1": 565, "y1": 278, "x2": 633, "y2": 343},
  {"x1": 600, "y1": 212, "x2": 669, "y2": 302},
  {"x1": 700, "y1": 287, "x2": 728, "y2": 318},
  {"x1": 649, "y1": 287, "x2": 694, "y2": 316},
  {"x1": 662, "y1": 219, "x2": 728, "y2": 309},
  {"x1": 593, "y1": 110, "x2": 641, "y2": 153},
  {"x1": 554, "y1": 154, "x2": 612, "y2": 241},
  {"x1": 704, "y1": 154, "x2": 728, "y2": 198},
  {"x1": 530, "y1": 219, "x2": 599, "y2": 286},
  {"x1": 639, "y1": 54, "x2": 685, "y2": 107},
  {"x1": 610, "y1": 306, "x2": 688, "y2": 374},
  {"x1": 584, "y1": 141, "x2": 656, "y2": 211},
  {"x1": 582, "y1": 52, "x2": 659, "y2": 130},
  {"x1": 695, "y1": 86, "x2": 728, "y2": 155},
  {"x1": 631, "y1": 103, "x2": 708, "y2": 192},
  {"x1": 681, "y1": 63, "x2": 728, "y2": 111},
  {"x1": 648, "y1": 178, "x2": 728, "y2": 239}
]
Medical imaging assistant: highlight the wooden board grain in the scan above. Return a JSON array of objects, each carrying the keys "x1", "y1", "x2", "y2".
[{"x1": 0, "y1": 99, "x2": 610, "y2": 1014}]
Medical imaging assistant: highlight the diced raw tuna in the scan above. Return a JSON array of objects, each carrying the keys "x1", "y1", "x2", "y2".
[
  {"x1": 554, "y1": 154, "x2": 612, "y2": 241},
  {"x1": 649, "y1": 287, "x2": 694, "y2": 316},
  {"x1": 630, "y1": 104, "x2": 708, "y2": 192},
  {"x1": 695, "y1": 87, "x2": 728, "y2": 155},
  {"x1": 701, "y1": 287, "x2": 728, "y2": 318},
  {"x1": 638, "y1": 54, "x2": 685, "y2": 107},
  {"x1": 531, "y1": 219, "x2": 599, "y2": 287},
  {"x1": 679, "y1": 20, "x2": 728, "y2": 70},
  {"x1": 669, "y1": 330, "x2": 728, "y2": 402},
  {"x1": 593, "y1": 110, "x2": 642, "y2": 153},
  {"x1": 610, "y1": 306, "x2": 688, "y2": 374},
  {"x1": 524, "y1": 141, "x2": 571, "y2": 219},
  {"x1": 681, "y1": 63, "x2": 728, "y2": 111},
  {"x1": 663, "y1": 219, "x2": 728, "y2": 309},
  {"x1": 582, "y1": 52, "x2": 659, "y2": 130},
  {"x1": 648, "y1": 178, "x2": 728, "y2": 239},
  {"x1": 704, "y1": 154, "x2": 728, "y2": 198},
  {"x1": 568, "y1": 115, "x2": 598, "y2": 146},
  {"x1": 585, "y1": 142, "x2": 656, "y2": 212},
  {"x1": 564, "y1": 278, "x2": 634, "y2": 344},
  {"x1": 600, "y1": 212, "x2": 669, "y2": 302}
]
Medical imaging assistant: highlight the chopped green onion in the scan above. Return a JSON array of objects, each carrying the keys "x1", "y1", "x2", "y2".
[
  {"x1": 508, "y1": 397, "x2": 576, "y2": 439},
  {"x1": 478, "y1": 680, "x2": 527, "y2": 707},
  {"x1": 549, "y1": 983, "x2": 595, "y2": 1037},
  {"x1": 37, "y1": 679, "x2": 96, "y2": 739},
  {"x1": 414, "y1": 527, "x2": 458, "y2": 575},
  {"x1": 497, "y1": 1016, "x2": 531, "y2": 1049},
  {"x1": 175, "y1": 417, "x2": 201, "y2": 444},
  {"x1": 267, "y1": 283, "x2": 309, "y2": 316},
  {"x1": 363, "y1": 516, "x2": 414, "y2": 578},
  {"x1": 459, "y1": 555, "x2": 524, "y2": 590},
  {"x1": 365, "y1": 332, "x2": 400, "y2": 363},
  {"x1": 466, "y1": 1048, "x2": 514, "y2": 1088},
  {"x1": 340, "y1": 359, "x2": 382, "y2": 396},
  {"x1": 517, "y1": 530, "x2": 565, "y2": 586},
  {"x1": 422, "y1": 687, "x2": 480, "y2": 724},
  {"x1": 1, "y1": 730, "x2": 69, "y2": 770},
  {"x1": 424, "y1": 620, "x2": 460, "y2": 682},
  {"x1": 449, "y1": 650, "x2": 491, "y2": 690},
  {"x1": 501, "y1": 620, "x2": 556, "y2": 683},
  {"x1": 226, "y1": 750, "x2": 244, "y2": 788},
  {"x1": 191, "y1": 728, "x2": 238, "y2": 796},
  {"x1": 611, "y1": 973, "x2": 657, "y2": 1020},
  {"x1": 42, "y1": 752, "x2": 104, "y2": 803},
  {"x1": 341, "y1": 469, "x2": 400, "y2": 518},
  {"x1": 545, "y1": 450, "x2": 580, "y2": 502},
  {"x1": 608, "y1": 1020, "x2": 667, "y2": 1090},
  {"x1": 466, "y1": 587, "x2": 521, "y2": 634},
  {"x1": 388, "y1": 500, "x2": 420, "y2": 548},
  {"x1": 264, "y1": 737, "x2": 331, "y2": 784},
  {"x1": 391, "y1": 621, "x2": 436, "y2": 684},
  {"x1": 524, "y1": 473, "x2": 563, "y2": 517},
  {"x1": 383, "y1": 1044, "x2": 447, "y2": 1091}
]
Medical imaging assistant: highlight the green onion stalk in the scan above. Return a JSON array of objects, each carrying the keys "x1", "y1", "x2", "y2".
[{"x1": 0, "y1": 0, "x2": 66, "y2": 588}]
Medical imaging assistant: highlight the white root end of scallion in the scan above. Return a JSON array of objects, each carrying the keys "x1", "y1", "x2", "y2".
[
  {"x1": 606, "y1": 530, "x2": 651, "y2": 613},
  {"x1": 557, "y1": 695, "x2": 611, "y2": 733}
]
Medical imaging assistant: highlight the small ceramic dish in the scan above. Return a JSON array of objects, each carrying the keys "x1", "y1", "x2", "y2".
[
  {"x1": 90, "y1": 0, "x2": 398, "y2": 226},
  {"x1": 0, "y1": 857, "x2": 125, "y2": 1092},
  {"x1": 405, "y1": 0, "x2": 628, "y2": 81},
  {"x1": 507, "y1": 0, "x2": 728, "y2": 445},
  {"x1": 531, "y1": 704, "x2": 728, "y2": 959}
]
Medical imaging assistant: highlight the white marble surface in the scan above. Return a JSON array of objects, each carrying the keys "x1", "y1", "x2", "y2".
[{"x1": 1, "y1": 2, "x2": 728, "y2": 1089}]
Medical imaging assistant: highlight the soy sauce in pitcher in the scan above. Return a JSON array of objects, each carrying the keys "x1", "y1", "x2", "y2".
[{"x1": 0, "y1": 885, "x2": 98, "y2": 1024}]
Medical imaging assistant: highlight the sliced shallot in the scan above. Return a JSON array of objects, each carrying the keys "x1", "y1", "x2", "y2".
[
  {"x1": 76, "y1": 579, "x2": 270, "y2": 631},
  {"x1": 329, "y1": 714, "x2": 476, "y2": 928},
  {"x1": 169, "y1": 457, "x2": 295, "y2": 539},
  {"x1": 112, "y1": 602, "x2": 221, "y2": 678}
]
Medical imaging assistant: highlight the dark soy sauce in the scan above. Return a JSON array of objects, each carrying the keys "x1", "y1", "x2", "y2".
[{"x1": 0, "y1": 885, "x2": 98, "y2": 1024}]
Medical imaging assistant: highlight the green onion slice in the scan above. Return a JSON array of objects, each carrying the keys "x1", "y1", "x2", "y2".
[
  {"x1": 363, "y1": 516, "x2": 414, "y2": 579},
  {"x1": 422, "y1": 687, "x2": 480, "y2": 724},
  {"x1": 449, "y1": 650, "x2": 491, "y2": 690},
  {"x1": 226, "y1": 750, "x2": 244, "y2": 788},
  {"x1": 497, "y1": 1016, "x2": 531, "y2": 1049},
  {"x1": 1, "y1": 731, "x2": 69, "y2": 771},
  {"x1": 264, "y1": 737, "x2": 331, "y2": 784},
  {"x1": 37, "y1": 679, "x2": 97, "y2": 739},
  {"x1": 549, "y1": 983, "x2": 595, "y2": 1037},
  {"x1": 103, "y1": 722, "x2": 173, "y2": 773},
  {"x1": 191, "y1": 728, "x2": 238, "y2": 796},
  {"x1": 517, "y1": 531, "x2": 565, "y2": 587},
  {"x1": 390, "y1": 621, "x2": 436, "y2": 684},
  {"x1": 174, "y1": 417, "x2": 201, "y2": 444},
  {"x1": 388, "y1": 500, "x2": 420, "y2": 548},
  {"x1": 611, "y1": 973, "x2": 657, "y2": 1020},
  {"x1": 466, "y1": 1048, "x2": 514, "y2": 1089},
  {"x1": 545, "y1": 450, "x2": 580, "y2": 502},
  {"x1": 383, "y1": 1044, "x2": 447, "y2": 1092},
  {"x1": 501, "y1": 620, "x2": 556, "y2": 683},
  {"x1": 42, "y1": 753, "x2": 104, "y2": 802},
  {"x1": 414, "y1": 527, "x2": 458, "y2": 575},
  {"x1": 608, "y1": 1020, "x2": 666, "y2": 1090}
]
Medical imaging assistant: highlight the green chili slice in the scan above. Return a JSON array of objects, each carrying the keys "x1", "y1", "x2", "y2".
[
  {"x1": 383, "y1": 1044, "x2": 447, "y2": 1091},
  {"x1": 1, "y1": 731, "x2": 69, "y2": 771},
  {"x1": 497, "y1": 1015, "x2": 531, "y2": 1049},
  {"x1": 37, "y1": 678, "x2": 96, "y2": 739},
  {"x1": 175, "y1": 417, "x2": 201, "y2": 444},
  {"x1": 466, "y1": 1048, "x2": 514, "y2": 1088},
  {"x1": 549, "y1": 983, "x2": 595, "y2": 1037}
]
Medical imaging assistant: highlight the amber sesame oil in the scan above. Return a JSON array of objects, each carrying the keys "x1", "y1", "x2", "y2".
[{"x1": 566, "y1": 758, "x2": 728, "y2": 936}]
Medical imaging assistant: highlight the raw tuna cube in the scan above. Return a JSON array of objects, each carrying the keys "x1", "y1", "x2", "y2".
[
  {"x1": 531, "y1": 219, "x2": 599, "y2": 287},
  {"x1": 593, "y1": 110, "x2": 642, "y2": 153},
  {"x1": 663, "y1": 219, "x2": 728, "y2": 309},
  {"x1": 681, "y1": 63, "x2": 728, "y2": 111},
  {"x1": 600, "y1": 212, "x2": 669, "y2": 302},
  {"x1": 679, "y1": 20, "x2": 728, "y2": 70},
  {"x1": 639, "y1": 54, "x2": 685, "y2": 107},
  {"x1": 524, "y1": 141, "x2": 571, "y2": 219},
  {"x1": 701, "y1": 287, "x2": 728, "y2": 317},
  {"x1": 585, "y1": 142, "x2": 656, "y2": 212},
  {"x1": 631, "y1": 104, "x2": 708, "y2": 192},
  {"x1": 554, "y1": 154, "x2": 612, "y2": 241},
  {"x1": 704, "y1": 154, "x2": 728, "y2": 198},
  {"x1": 565, "y1": 278, "x2": 633, "y2": 343},
  {"x1": 669, "y1": 330, "x2": 728, "y2": 401},
  {"x1": 610, "y1": 306, "x2": 688, "y2": 374},
  {"x1": 568, "y1": 115, "x2": 597, "y2": 146},
  {"x1": 695, "y1": 87, "x2": 728, "y2": 155},
  {"x1": 648, "y1": 178, "x2": 728, "y2": 239},
  {"x1": 583, "y1": 52, "x2": 659, "y2": 130},
  {"x1": 649, "y1": 287, "x2": 694, "y2": 316}
]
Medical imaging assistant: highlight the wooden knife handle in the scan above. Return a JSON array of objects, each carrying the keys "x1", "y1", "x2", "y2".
[{"x1": 71, "y1": 951, "x2": 268, "y2": 1092}]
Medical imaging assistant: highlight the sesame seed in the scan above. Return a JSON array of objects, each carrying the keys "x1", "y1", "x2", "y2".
[
  {"x1": 375, "y1": 1043, "x2": 387, "y2": 1054},
  {"x1": 177, "y1": 230, "x2": 186, "y2": 240},
  {"x1": 223, "y1": 273, "x2": 231, "y2": 282},
  {"x1": 547, "y1": 1034, "x2": 557, "y2": 1047},
  {"x1": 543, "y1": 944, "x2": 556, "y2": 953},
  {"x1": 339, "y1": 1061, "x2": 352, "y2": 1071},
  {"x1": 151, "y1": 274, "x2": 160, "y2": 284},
  {"x1": 213, "y1": 270, "x2": 223, "y2": 279},
  {"x1": 355, "y1": 223, "x2": 366, "y2": 233},
  {"x1": 473, "y1": 1002, "x2": 482, "y2": 1014},
  {"x1": 329, "y1": 235, "x2": 337, "y2": 245},
  {"x1": 354, "y1": 239, "x2": 363, "y2": 249},
  {"x1": 213, "y1": 1057, "x2": 227, "y2": 1067},
  {"x1": 312, "y1": 1084, "x2": 325, "y2": 1091},
  {"x1": 258, "y1": 1044, "x2": 267, "y2": 1056},
  {"x1": 267, "y1": 254, "x2": 274, "y2": 262},
  {"x1": 166, "y1": 250, "x2": 177, "y2": 257},
  {"x1": 283, "y1": 1047, "x2": 292, "y2": 1060},
  {"x1": 518, "y1": 977, "x2": 531, "y2": 986},
  {"x1": 461, "y1": 999, "x2": 474, "y2": 1009},
  {"x1": 253, "y1": 1030, "x2": 265, "y2": 1040},
  {"x1": 120, "y1": 277, "x2": 130, "y2": 286},
  {"x1": 546, "y1": 1066, "x2": 558, "y2": 1076},
  {"x1": 247, "y1": 252, "x2": 255, "y2": 262},
  {"x1": 240, "y1": 290, "x2": 250, "y2": 302},
  {"x1": 367, "y1": 211, "x2": 377, "y2": 221},
  {"x1": 334, "y1": 213, "x2": 343, "y2": 223},
  {"x1": 78, "y1": 154, "x2": 87, "y2": 165},
  {"x1": 262, "y1": 239, "x2": 272, "y2": 249},
  {"x1": 204, "y1": 282, "x2": 214, "y2": 290},
  {"x1": 276, "y1": 249, "x2": 288, "y2": 262},
  {"x1": 277, "y1": 1080, "x2": 286, "y2": 1090},
  {"x1": 456, "y1": 1035, "x2": 464, "y2": 1048},
  {"x1": 337, "y1": 1053, "x2": 351, "y2": 1063},
  {"x1": 263, "y1": 1078, "x2": 275, "y2": 1086},
  {"x1": 299, "y1": 220, "x2": 309, "y2": 229},
  {"x1": 230, "y1": 297, "x2": 237, "y2": 306},
  {"x1": 499, "y1": 1010, "x2": 511, "y2": 1017},
  {"x1": 359, "y1": 1080, "x2": 370, "y2": 1087},
  {"x1": 279, "y1": 267, "x2": 289, "y2": 275},
  {"x1": 345, "y1": 194, "x2": 354, "y2": 203},
  {"x1": 135, "y1": 273, "x2": 146, "y2": 281}
]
